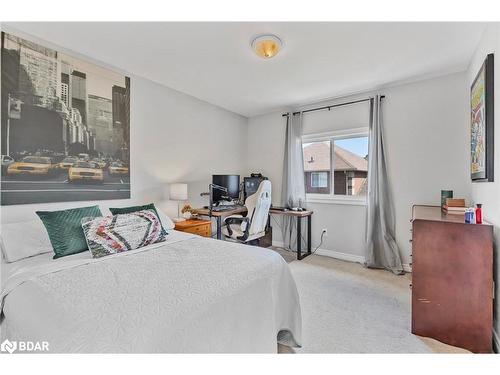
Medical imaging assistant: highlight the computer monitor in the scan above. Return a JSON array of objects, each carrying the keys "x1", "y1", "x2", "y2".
[{"x1": 212, "y1": 175, "x2": 240, "y2": 204}]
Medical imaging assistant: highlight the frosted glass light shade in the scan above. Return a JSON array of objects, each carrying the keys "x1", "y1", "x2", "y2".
[
  {"x1": 251, "y1": 35, "x2": 282, "y2": 59},
  {"x1": 170, "y1": 183, "x2": 188, "y2": 201}
]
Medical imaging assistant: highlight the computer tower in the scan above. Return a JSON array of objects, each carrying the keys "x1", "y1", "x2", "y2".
[
  {"x1": 258, "y1": 226, "x2": 273, "y2": 248},
  {"x1": 243, "y1": 174, "x2": 267, "y2": 200}
]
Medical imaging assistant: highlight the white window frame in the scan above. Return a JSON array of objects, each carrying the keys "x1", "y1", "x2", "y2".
[{"x1": 302, "y1": 127, "x2": 369, "y2": 206}]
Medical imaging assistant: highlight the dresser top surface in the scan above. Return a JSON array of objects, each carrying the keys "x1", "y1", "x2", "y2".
[{"x1": 411, "y1": 205, "x2": 492, "y2": 226}]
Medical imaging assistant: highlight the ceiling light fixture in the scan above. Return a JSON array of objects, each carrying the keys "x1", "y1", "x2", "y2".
[{"x1": 251, "y1": 35, "x2": 283, "y2": 59}]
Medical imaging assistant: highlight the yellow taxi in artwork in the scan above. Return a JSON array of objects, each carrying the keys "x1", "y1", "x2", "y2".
[
  {"x1": 108, "y1": 161, "x2": 129, "y2": 176},
  {"x1": 92, "y1": 158, "x2": 108, "y2": 170},
  {"x1": 57, "y1": 156, "x2": 79, "y2": 170},
  {"x1": 7, "y1": 156, "x2": 55, "y2": 176},
  {"x1": 68, "y1": 161, "x2": 104, "y2": 183}
]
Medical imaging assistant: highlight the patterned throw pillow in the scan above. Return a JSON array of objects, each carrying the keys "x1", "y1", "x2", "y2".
[
  {"x1": 81, "y1": 209, "x2": 167, "y2": 258},
  {"x1": 109, "y1": 203, "x2": 168, "y2": 235}
]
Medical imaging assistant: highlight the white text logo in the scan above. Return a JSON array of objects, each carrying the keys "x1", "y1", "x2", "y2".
[{"x1": 1, "y1": 339, "x2": 49, "y2": 353}]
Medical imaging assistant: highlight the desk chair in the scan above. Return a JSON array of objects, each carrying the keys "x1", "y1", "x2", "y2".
[{"x1": 222, "y1": 180, "x2": 271, "y2": 244}]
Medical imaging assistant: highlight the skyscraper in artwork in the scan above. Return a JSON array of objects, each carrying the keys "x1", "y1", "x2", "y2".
[
  {"x1": 88, "y1": 94, "x2": 113, "y2": 156},
  {"x1": 112, "y1": 77, "x2": 130, "y2": 162},
  {"x1": 4, "y1": 33, "x2": 58, "y2": 107},
  {"x1": 71, "y1": 70, "x2": 87, "y2": 125}
]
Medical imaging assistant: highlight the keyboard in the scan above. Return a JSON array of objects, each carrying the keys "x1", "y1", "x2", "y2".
[{"x1": 211, "y1": 205, "x2": 242, "y2": 212}]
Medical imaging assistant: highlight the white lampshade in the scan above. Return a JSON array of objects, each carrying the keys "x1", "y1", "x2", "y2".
[{"x1": 170, "y1": 183, "x2": 188, "y2": 201}]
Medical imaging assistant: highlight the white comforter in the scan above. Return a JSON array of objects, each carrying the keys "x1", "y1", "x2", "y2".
[{"x1": 0, "y1": 231, "x2": 301, "y2": 353}]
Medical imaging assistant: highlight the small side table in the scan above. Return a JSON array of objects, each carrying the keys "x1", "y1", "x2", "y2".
[
  {"x1": 269, "y1": 209, "x2": 313, "y2": 260},
  {"x1": 174, "y1": 219, "x2": 212, "y2": 238}
]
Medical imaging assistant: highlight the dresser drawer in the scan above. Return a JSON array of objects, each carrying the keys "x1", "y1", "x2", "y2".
[
  {"x1": 175, "y1": 219, "x2": 212, "y2": 238},
  {"x1": 183, "y1": 224, "x2": 211, "y2": 237}
]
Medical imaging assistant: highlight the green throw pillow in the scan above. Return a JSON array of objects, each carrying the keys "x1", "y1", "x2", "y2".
[
  {"x1": 109, "y1": 203, "x2": 167, "y2": 235},
  {"x1": 37, "y1": 205, "x2": 102, "y2": 259}
]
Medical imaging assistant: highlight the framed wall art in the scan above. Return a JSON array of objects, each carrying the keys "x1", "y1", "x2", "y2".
[
  {"x1": 1, "y1": 32, "x2": 130, "y2": 205},
  {"x1": 470, "y1": 53, "x2": 494, "y2": 182}
]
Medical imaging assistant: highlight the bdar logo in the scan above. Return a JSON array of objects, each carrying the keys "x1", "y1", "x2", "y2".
[
  {"x1": 1, "y1": 339, "x2": 17, "y2": 354},
  {"x1": 0, "y1": 339, "x2": 49, "y2": 353}
]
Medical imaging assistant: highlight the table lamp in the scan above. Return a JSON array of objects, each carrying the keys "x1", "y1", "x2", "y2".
[{"x1": 170, "y1": 183, "x2": 188, "y2": 222}]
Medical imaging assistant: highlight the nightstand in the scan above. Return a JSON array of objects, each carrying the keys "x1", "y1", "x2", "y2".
[{"x1": 174, "y1": 219, "x2": 212, "y2": 238}]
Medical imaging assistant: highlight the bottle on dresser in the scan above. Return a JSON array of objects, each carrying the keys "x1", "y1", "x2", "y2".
[{"x1": 475, "y1": 204, "x2": 483, "y2": 224}]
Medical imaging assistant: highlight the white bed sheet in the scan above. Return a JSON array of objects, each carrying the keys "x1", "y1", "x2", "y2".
[
  {"x1": 1, "y1": 229, "x2": 194, "y2": 282},
  {"x1": 0, "y1": 230, "x2": 301, "y2": 353}
]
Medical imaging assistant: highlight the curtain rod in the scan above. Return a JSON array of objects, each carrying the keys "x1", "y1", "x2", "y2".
[{"x1": 281, "y1": 95, "x2": 386, "y2": 117}]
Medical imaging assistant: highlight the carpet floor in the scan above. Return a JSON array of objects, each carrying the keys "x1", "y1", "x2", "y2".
[{"x1": 270, "y1": 248, "x2": 469, "y2": 354}]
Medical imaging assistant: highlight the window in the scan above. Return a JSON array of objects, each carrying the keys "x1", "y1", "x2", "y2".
[
  {"x1": 311, "y1": 172, "x2": 328, "y2": 188},
  {"x1": 303, "y1": 140, "x2": 331, "y2": 194},
  {"x1": 302, "y1": 128, "x2": 369, "y2": 203}
]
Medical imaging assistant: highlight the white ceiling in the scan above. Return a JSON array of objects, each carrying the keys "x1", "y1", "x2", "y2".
[{"x1": 5, "y1": 22, "x2": 488, "y2": 117}]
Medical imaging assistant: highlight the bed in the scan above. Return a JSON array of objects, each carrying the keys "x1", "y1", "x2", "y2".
[{"x1": 0, "y1": 229, "x2": 302, "y2": 353}]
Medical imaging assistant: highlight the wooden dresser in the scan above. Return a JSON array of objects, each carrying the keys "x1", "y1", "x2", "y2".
[
  {"x1": 174, "y1": 219, "x2": 212, "y2": 238},
  {"x1": 411, "y1": 205, "x2": 493, "y2": 353}
]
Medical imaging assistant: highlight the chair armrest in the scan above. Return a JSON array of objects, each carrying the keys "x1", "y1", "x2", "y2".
[
  {"x1": 224, "y1": 216, "x2": 249, "y2": 225},
  {"x1": 224, "y1": 214, "x2": 244, "y2": 221},
  {"x1": 224, "y1": 216, "x2": 250, "y2": 237}
]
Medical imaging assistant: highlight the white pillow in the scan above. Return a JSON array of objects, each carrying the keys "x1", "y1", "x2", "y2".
[
  {"x1": 1, "y1": 219, "x2": 53, "y2": 263},
  {"x1": 156, "y1": 208, "x2": 175, "y2": 230}
]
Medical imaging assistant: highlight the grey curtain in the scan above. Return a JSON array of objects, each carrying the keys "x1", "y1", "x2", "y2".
[
  {"x1": 365, "y1": 96, "x2": 404, "y2": 274},
  {"x1": 281, "y1": 112, "x2": 306, "y2": 250}
]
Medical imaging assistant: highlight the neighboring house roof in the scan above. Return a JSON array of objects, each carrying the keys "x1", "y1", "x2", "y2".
[
  {"x1": 303, "y1": 142, "x2": 368, "y2": 172},
  {"x1": 334, "y1": 145, "x2": 368, "y2": 172},
  {"x1": 303, "y1": 142, "x2": 330, "y2": 171}
]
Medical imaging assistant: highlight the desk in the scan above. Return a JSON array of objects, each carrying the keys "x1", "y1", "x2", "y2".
[
  {"x1": 193, "y1": 206, "x2": 247, "y2": 240},
  {"x1": 193, "y1": 206, "x2": 313, "y2": 260},
  {"x1": 269, "y1": 209, "x2": 313, "y2": 260}
]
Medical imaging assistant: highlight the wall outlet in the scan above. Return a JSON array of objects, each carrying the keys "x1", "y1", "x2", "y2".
[{"x1": 321, "y1": 229, "x2": 328, "y2": 236}]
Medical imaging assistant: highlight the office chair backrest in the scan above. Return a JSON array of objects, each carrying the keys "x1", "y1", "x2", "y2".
[{"x1": 245, "y1": 180, "x2": 272, "y2": 236}]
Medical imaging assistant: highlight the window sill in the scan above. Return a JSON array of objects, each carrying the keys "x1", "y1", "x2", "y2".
[{"x1": 306, "y1": 197, "x2": 367, "y2": 206}]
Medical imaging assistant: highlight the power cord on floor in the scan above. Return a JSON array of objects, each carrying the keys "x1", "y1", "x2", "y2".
[{"x1": 311, "y1": 229, "x2": 326, "y2": 255}]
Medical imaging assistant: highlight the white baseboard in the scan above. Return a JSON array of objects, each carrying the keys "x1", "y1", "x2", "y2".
[
  {"x1": 273, "y1": 241, "x2": 412, "y2": 272},
  {"x1": 315, "y1": 248, "x2": 365, "y2": 264},
  {"x1": 493, "y1": 328, "x2": 499, "y2": 353}
]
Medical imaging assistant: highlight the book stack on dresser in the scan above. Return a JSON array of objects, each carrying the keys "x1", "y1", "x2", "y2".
[{"x1": 441, "y1": 198, "x2": 466, "y2": 215}]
